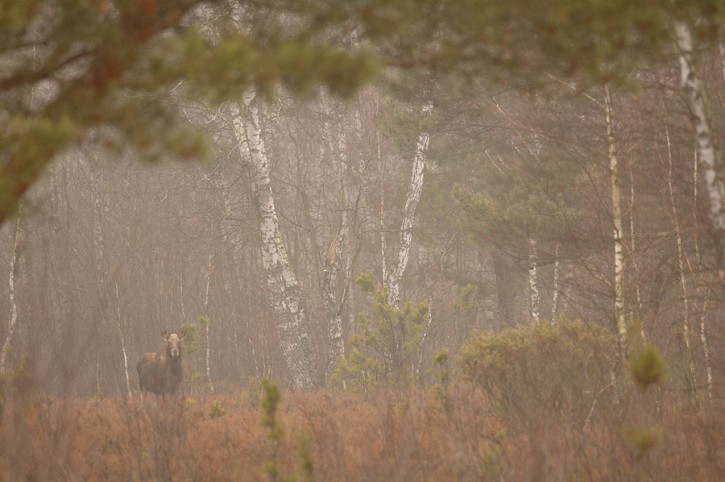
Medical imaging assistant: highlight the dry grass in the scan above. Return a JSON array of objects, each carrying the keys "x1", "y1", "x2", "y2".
[{"x1": 1, "y1": 385, "x2": 724, "y2": 481}]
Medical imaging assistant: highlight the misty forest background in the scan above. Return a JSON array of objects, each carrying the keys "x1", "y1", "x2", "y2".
[{"x1": 4, "y1": 1, "x2": 725, "y2": 480}]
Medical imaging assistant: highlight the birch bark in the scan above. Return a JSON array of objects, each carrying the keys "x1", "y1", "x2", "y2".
[
  {"x1": 528, "y1": 236, "x2": 540, "y2": 322},
  {"x1": 114, "y1": 282, "x2": 132, "y2": 398},
  {"x1": 604, "y1": 84, "x2": 628, "y2": 364},
  {"x1": 386, "y1": 101, "x2": 432, "y2": 308},
  {"x1": 550, "y1": 242, "x2": 560, "y2": 324},
  {"x1": 323, "y1": 107, "x2": 351, "y2": 381},
  {"x1": 676, "y1": 21, "x2": 725, "y2": 280},
  {"x1": 204, "y1": 253, "x2": 215, "y2": 393},
  {"x1": 230, "y1": 90, "x2": 318, "y2": 389},
  {"x1": 0, "y1": 206, "x2": 23, "y2": 377},
  {"x1": 664, "y1": 121, "x2": 699, "y2": 407}
]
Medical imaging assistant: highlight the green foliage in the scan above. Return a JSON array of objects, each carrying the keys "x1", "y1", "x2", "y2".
[
  {"x1": 480, "y1": 434, "x2": 509, "y2": 481},
  {"x1": 629, "y1": 343, "x2": 667, "y2": 389},
  {"x1": 261, "y1": 378, "x2": 284, "y2": 442},
  {"x1": 181, "y1": 321, "x2": 200, "y2": 354},
  {"x1": 261, "y1": 378, "x2": 285, "y2": 482},
  {"x1": 198, "y1": 315, "x2": 210, "y2": 330},
  {"x1": 294, "y1": 431, "x2": 316, "y2": 482},
  {"x1": 0, "y1": 0, "x2": 380, "y2": 225},
  {"x1": 210, "y1": 400, "x2": 227, "y2": 419},
  {"x1": 355, "y1": 272, "x2": 376, "y2": 293},
  {"x1": 333, "y1": 286, "x2": 429, "y2": 391},
  {"x1": 453, "y1": 154, "x2": 584, "y2": 248},
  {"x1": 432, "y1": 351, "x2": 452, "y2": 414},
  {"x1": 246, "y1": 377, "x2": 263, "y2": 408},
  {"x1": 458, "y1": 320, "x2": 615, "y2": 429},
  {"x1": 624, "y1": 425, "x2": 662, "y2": 458}
]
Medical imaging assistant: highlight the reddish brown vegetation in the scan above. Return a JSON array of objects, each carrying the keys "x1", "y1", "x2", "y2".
[{"x1": 1, "y1": 387, "x2": 724, "y2": 481}]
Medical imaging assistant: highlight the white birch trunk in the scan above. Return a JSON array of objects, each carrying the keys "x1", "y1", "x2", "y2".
[
  {"x1": 323, "y1": 213, "x2": 349, "y2": 381},
  {"x1": 604, "y1": 85, "x2": 628, "y2": 363},
  {"x1": 629, "y1": 166, "x2": 643, "y2": 325},
  {"x1": 323, "y1": 109, "x2": 350, "y2": 381},
  {"x1": 528, "y1": 236, "x2": 540, "y2": 322},
  {"x1": 386, "y1": 101, "x2": 432, "y2": 308},
  {"x1": 0, "y1": 206, "x2": 23, "y2": 377},
  {"x1": 230, "y1": 91, "x2": 317, "y2": 389},
  {"x1": 204, "y1": 253, "x2": 215, "y2": 393},
  {"x1": 378, "y1": 129, "x2": 388, "y2": 284},
  {"x1": 665, "y1": 121, "x2": 700, "y2": 406},
  {"x1": 676, "y1": 21, "x2": 725, "y2": 279},
  {"x1": 114, "y1": 282, "x2": 132, "y2": 398},
  {"x1": 551, "y1": 242, "x2": 560, "y2": 324},
  {"x1": 699, "y1": 291, "x2": 714, "y2": 404}
]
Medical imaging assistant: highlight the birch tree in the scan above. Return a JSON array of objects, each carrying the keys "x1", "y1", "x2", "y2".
[
  {"x1": 0, "y1": 207, "x2": 24, "y2": 377},
  {"x1": 604, "y1": 84, "x2": 628, "y2": 365},
  {"x1": 675, "y1": 21, "x2": 725, "y2": 280},
  {"x1": 203, "y1": 253, "x2": 215, "y2": 393},
  {"x1": 386, "y1": 101, "x2": 433, "y2": 309},
  {"x1": 230, "y1": 90, "x2": 318, "y2": 389},
  {"x1": 323, "y1": 105, "x2": 353, "y2": 382},
  {"x1": 663, "y1": 120, "x2": 700, "y2": 407},
  {"x1": 528, "y1": 236, "x2": 541, "y2": 322}
]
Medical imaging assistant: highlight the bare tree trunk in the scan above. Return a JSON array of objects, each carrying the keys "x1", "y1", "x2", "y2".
[
  {"x1": 629, "y1": 164, "x2": 643, "y2": 327},
  {"x1": 676, "y1": 21, "x2": 725, "y2": 280},
  {"x1": 0, "y1": 206, "x2": 23, "y2": 377},
  {"x1": 699, "y1": 290, "x2": 714, "y2": 404},
  {"x1": 378, "y1": 128, "x2": 388, "y2": 285},
  {"x1": 604, "y1": 84, "x2": 628, "y2": 365},
  {"x1": 551, "y1": 242, "x2": 560, "y2": 323},
  {"x1": 204, "y1": 253, "x2": 215, "y2": 394},
  {"x1": 115, "y1": 282, "x2": 132, "y2": 398},
  {"x1": 323, "y1": 112, "x2": 350, "y2": 381},
  {"x1": 528, "y1": 236, "x2": 540, "y2": 322},
  {"x1": 664, "y1": 121, "x2": 700, "y2": 407},
  {"x1": 386, "y1": 101, "x2": 432, "y2": 308},
  {"x1": 230, "y1": 90, "x2": 318, "y2": 389}
]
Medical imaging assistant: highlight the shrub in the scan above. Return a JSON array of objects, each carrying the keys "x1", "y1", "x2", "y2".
[
  {"x1": 332, "y1": 287, "x2": 429, "y2": 391},
  {"x1": 629, "y1": 343, "x2": 667, "y2": 389},
  {"x1": 458, "y1": 320, "x2": 616, "y2": 431}
]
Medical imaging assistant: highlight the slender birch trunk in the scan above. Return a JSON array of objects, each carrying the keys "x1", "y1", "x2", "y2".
[
  {"x1": 230, "y1": 91, "x2": 318, "y2": 389},
  {"x1": 604, "y1": 84, "x2": 628, "y2": 364},
  {"x1": 551, "y1": 242, "x2": 560, "y2": 323},
  {"x1": 323, "y1": 213, "x2": 349, "y2": 381},
  {"x1": 0, "y1": 206, "x2": 23, "y2": 377},
  {"x1": 664, "y1": 121, "x2": 700, "y2": 407},
  {"x1": 676, "y1": 21, "x2": 725, "y2": 280},
  {"x1": 528, "y1": 236, "x2": 540, "y2": 322},
  {"x1": 378, "y1": 129, "x2": 388, "y2": 285},
  {"x1": 690, "y1": 143, "x2": 715, "y2": 404},
  {"x1": 114, "y1": 282, "x2": 132, "y2": 398},
  {"x1": 204, "y1": 253, "x2": 215, "y2": 393},
  {"x1": 629, "y1": 165, "x2": 643, "y2": 326},
  {"x1": 699, "y1": 290, "x2": 714, "y2": 404},
  {"x1": 323, "y1": 109, "x2": 351, "y2": 381},
  {"x1": 386, "y1": 101, "x2": 432, "y2": 309}
]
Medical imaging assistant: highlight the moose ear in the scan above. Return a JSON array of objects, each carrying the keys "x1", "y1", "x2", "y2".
[
  {"x1": 161, "y1": 329, "x2": 169, "y2": 340},
  {"x1": 180, "y1": 328, "x2": 187, "y2": 340}
]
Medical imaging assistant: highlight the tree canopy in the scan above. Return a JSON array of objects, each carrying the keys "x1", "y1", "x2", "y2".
[{"x1": 2, "y1": 0, "x2": 723, "y2": 225}]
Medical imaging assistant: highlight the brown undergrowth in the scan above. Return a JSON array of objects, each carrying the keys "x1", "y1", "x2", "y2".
[{"x1": 1, "y1": 385, "x2": 724, "y2": 481}]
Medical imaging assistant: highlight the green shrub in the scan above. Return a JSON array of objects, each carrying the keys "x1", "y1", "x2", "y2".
[
  {"x1": 209, "y1": 400, "x2": 226, "y2": 418},
  {"x1": 629, "y1": 343, "x2": 667, "y2": 389},
  {"x1": 332, "y1": 287, "x2": 429, "y2": 391},
  {"x1": 458, "y1": 320, "x2": 615, "y2": 430}
]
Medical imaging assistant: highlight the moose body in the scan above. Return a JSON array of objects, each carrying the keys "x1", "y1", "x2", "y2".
[{"x1": 137, "y1": 329, "x2": 186, "y2": 400}]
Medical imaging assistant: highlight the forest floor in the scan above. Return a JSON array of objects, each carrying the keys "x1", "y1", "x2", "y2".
[{"x1": 1, "y1": 385, "x2": 724, "y2": 481}]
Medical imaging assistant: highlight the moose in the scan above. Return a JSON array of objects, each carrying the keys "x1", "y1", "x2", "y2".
[{"x1": 137, "y1": 328, "x2": 186, "y2": 401}]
